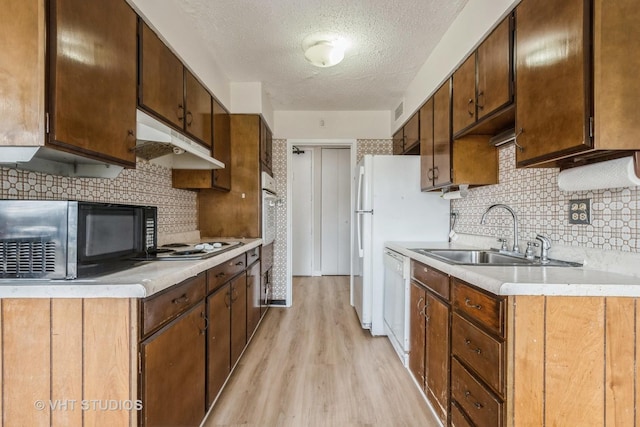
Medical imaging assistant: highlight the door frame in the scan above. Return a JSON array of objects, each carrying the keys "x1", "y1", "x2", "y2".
[{"x1": 285, "y1": 139, "x2": 357, "y2": 308}]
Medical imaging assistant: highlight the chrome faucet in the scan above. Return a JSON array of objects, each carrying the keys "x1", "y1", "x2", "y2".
[
  {"x1": 480, "y1": 204, "x2": 520, "y2": 253},
  {"x1": 535, "y1": 234, "x2": 552, "y2": 263}
]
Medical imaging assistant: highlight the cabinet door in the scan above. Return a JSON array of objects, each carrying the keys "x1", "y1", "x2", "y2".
[
  {"x1": 409, "y1": 282, "x2": 426, "y2": 389},
  {"x1": 403, "y1": 112, "x2": 420, "y2": 153},
  {"x1": 230, "y1": 272, "x2": 247, "y2": 367},
  {"x1": 1, "y1": 0, "x2": 45, "y2": 147},
  {"x1": 515, "y1": 0, "x2": 591, "y2": 166},
  {"x1": 419, "y1": 99, "x2": 434, "y2": 190},
  {"x1": 141, "y1": 302, "x2": 206, "y2": 426},
  {"x1": 425, "y1": 292, "x2": 450, "y2": 425},
  {"x1": 260, "y1": 120, "x2": 273, "y2": 175},
  {"x1": 212, "y1": 99, "x2": 231, "y2": 191},
  {"x1": 433, "y1": 80, "x2": 452, "y2": 188},
  {"x1": 207, "y1": 284, "x2": 231, "y2": 407},
  {"x1": 477, "y1": 16, "x2": 513, "y2": 121},
  {"x1": 246, "y1": 260, "x2": 262, "y2": 339},
  {"x1": 393, "y1": 129, "x2": 404, "y2": 155},
  {"x1": 139, "y1": 21, "x2": 184, "y2": 130},
  {"x1": 452, "y1": 54, "x2": 476, "y2": 134},
  {"x1": 185, "y1": 69, "x2": 212, "y2": 147},
  {"x1": 48, "y1": 0, "x2": 136, "y2": 166}
]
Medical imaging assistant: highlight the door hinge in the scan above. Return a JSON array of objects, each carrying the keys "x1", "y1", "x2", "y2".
[
  {"x1": 589, "y1": 117, "x2": 594, "y2": 138},
  {"x1": 45, "y1": 112, "x2": 50, "y2": 134}
]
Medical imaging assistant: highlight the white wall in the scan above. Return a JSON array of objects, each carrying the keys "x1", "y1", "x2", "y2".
[
  {"x1": 230, "y1": 82, "x2": 275, "y2": 130},
  {"x1": 275, "y1": 111, "x2": 391, "y2": 139},
  {"x1": 392, "y1": 0, "x2": 521, "y2": 130}
]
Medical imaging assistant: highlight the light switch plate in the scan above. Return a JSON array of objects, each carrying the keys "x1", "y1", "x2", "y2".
[{"x1": 569, "y1": 198, "x2": 591, "y2": 225}]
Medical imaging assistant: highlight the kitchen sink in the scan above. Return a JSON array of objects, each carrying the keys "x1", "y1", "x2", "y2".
[{"x1": 410, "y1": 248, "x2": 581, "y2": 267}]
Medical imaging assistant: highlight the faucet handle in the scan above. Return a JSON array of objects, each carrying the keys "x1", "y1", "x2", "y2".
[
  {"x1": 525, "y1": 241, "x2": 539, "y2": 259},
  {"x1": 496, "y1": 238, "x2": 509, "y2": 251}
]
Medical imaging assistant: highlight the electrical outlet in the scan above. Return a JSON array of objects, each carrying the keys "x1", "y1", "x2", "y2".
[{"x1": 569, "y1": 198, "x2": 591, "y2": 225}]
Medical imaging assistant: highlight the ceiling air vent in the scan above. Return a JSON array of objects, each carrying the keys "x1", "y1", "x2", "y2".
[{"x1": 395, "y1": 101, "x2": 404, "y2": 121}]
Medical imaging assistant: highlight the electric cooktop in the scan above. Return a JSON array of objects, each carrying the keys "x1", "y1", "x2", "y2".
[{"x1": 135, "y1": 241, "x2": 243, "y2": 261}]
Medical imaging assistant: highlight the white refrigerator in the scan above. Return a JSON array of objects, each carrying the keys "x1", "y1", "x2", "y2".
[{"x1": 351, "y1": 155, "x2": 450, "y2": 336}]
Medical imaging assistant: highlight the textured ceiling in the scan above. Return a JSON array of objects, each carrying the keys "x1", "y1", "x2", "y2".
[{"x1": 176, "y1": 0, "x2": 469, "y2": 111}]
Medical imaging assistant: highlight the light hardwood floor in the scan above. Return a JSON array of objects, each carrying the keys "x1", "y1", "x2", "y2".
[{"x1": 203, "y1": 276, "x2": 440, "y2": 427}]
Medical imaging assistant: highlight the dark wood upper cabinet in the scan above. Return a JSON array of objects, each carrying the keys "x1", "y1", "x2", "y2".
[
  {"x1": 185, "y1": 69, "x2": 212, "y2": 148},
  {"x1": 212, "y1": 99, "x2": 231, "y2": 190},
  {"x1": 515, "y1": 0, "x2": 590, "y2": 166},
  {"x1": 453, "y1": 15, "x2": 514, "y2": 138},
  {"x1": 393, "y1": 112, "x2": 420, "y2": 156},
  {"x1": 393, "y1": 129, "x2": 404, "y2": 155},
  {"x1": 515, "y1": 0, "x2": 640, "y2": 168},
  {"x1": 138, "y1": 20, "x2": 184, "y2": 131},
  {"x1": 260, "y1": 119, "x2": 273, "y2": 176},
  {"x1": 420, "y1": 98, "x2": 434, "y2": 191},
  {"x1": 47, "y1": 0, "x2": 137, "y2": 167},
  {"x1": 139, "y1": 20, "x2": 214, "y2": 151},
  {"x1": 432, "y1": 80, "x2": 453, "y2": 188},
  {"x1": 477, "y1": 16, "x2": 513, "y2": 121},
  {"x1": 1, "y1": 0, "x2": 45, "y2": 148},
  {"x1": 452, "y1": 55, "x2": 477, "y2": 134},
  {"x1": 403, "y1": 112, "x2": 420, "y2": 154}
]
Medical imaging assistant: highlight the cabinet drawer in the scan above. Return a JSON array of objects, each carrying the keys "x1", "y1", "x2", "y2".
[
  {"x1": 207, "y1": 253, "x2": 247, "y2": 293},
  {"x1": 411, "y1": 261, "x2": 449, "y2": 301},
  {"x1": 141, "y1": 272, "x2": 206, "y2": 337},
  {"x1": 451, "y1": 358, "x2": 503, "y2": 427},
  {"x1": 452, "y1": 313, "x2": 504, "y2": 395},
  {"x1": 452, "y1": 279, "x2": 504, "y2": 336},
  {"x1": 451, "y1": 401, "x2": 474, "y2": 427},
  {"x1": 246, "y1": 247, "x2": 260, "y2": 265}
]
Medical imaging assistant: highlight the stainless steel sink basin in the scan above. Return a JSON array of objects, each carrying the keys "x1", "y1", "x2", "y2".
[{"x1": 410, "y1": 248, "x2": 581, "y2": 267}]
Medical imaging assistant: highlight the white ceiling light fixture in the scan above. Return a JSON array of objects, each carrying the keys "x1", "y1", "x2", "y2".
[
  {"x1": 302, "y1": 33, "x2": 349, "y2": 68},
  {"x1": 304, "y1": 40, "x2": 345, "y2": 67}
]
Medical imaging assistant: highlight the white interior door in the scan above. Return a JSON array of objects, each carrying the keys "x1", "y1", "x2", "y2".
[
  {"x1": 321, "y1": 148, "x2": 351, "y2": 275},
  {"x1": 292, "y1": 148, "x2": 313, "y2": 276}
]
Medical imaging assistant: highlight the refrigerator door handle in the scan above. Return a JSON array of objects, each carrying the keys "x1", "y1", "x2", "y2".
[
  {"x1": 357, "y1": 210, "x2": 363, "y2": 257},
  {"x1": 356, "y1": 165, "x2": 365, "y2": 212}
]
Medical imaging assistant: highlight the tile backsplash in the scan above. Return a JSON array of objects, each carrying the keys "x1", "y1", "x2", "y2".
[
  {"x1": 0, "y1": 161, "x2": 198, "y2": 237},
  {"x1": 453, "y1": 144, "x2": 639, "y2": 253}
]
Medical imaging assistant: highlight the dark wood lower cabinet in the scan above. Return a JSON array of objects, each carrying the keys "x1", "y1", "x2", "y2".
[
  {"x1": 207, "y1": 284, "x2": 231, "y2": 407},
  {"x1": 140, "y1": 302, "x2": 206, "y2": 427},
  {"x1": 409, "y1": 261, "x2": 451, "y2": 426},
  {"x1": 246, "y1": 260, "x2": 262, "y2": 339},
  {"x1": 230, "y1": 272, "x2": 247, "y2": 367}
]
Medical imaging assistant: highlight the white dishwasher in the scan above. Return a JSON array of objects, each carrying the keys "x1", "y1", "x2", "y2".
[{"x1": 383, "y1": 248, "x2": 410, "y2": 366}]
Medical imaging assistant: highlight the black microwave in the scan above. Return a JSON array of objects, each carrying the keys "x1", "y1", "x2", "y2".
[{"x1": 0, "y1": 201, "x2": 157, "y2": 279}]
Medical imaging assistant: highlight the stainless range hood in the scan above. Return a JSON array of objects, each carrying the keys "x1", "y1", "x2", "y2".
[{"x1": 135, "y1": 109, "x2": 224, "y2": 170}]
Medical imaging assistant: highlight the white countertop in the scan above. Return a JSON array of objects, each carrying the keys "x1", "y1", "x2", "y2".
[
  {"x1": 386, "y1": 241, "x2": 640, "y2": 297},
  {"x1": 0, "y1": 238, "x2": 262, "y2": 299}
]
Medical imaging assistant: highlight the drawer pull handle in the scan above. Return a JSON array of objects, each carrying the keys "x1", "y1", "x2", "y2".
[
  {"x1": 465, "y1": 298, "x2": 482, "y2": 310},
  {"x1": 236, "y1": 262, "x2": 245, "y2": 266},
  {"x1": 216, "y1": 272, "x2": 226, "y2": 279},
  {"x1": 465, "y1": 339, "x2": 482, "y2": 355},
  {"x1": 172, "y1": 294, "x2": 189, "y2": 305},
  {"x1": 199, "y1": 311, "x2": 209, "y2": 335},
  {"x1": 417, "y1": 297, "x2": 424, "y2": 314},
  {"x1": 464, "y1": 391, "x2": 484, "y2": 409}
]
